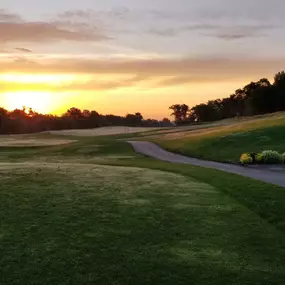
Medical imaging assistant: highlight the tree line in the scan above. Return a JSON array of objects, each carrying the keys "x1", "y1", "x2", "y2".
[
  {"x1": 170, "y1": 71, "x2": 285, "y2": 124},
  {"x1": 0, "y1": 107, "x2": 172, "y2": 134}
]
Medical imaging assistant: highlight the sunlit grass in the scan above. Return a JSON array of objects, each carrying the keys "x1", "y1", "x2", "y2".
[
  {"x1": 1, "y1": 134, "x2": 285, "y2": 284},
  {"x1": 1, "y1": 161, "x2": 285, "y2": 284},
  {"x1": 151, "y1": 112, "x2": 285, "y2": 162}
]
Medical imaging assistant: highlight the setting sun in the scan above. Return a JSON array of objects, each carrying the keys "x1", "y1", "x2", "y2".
[{"x1": 3, "y1": 91, "x2": 53, "y2": 114}]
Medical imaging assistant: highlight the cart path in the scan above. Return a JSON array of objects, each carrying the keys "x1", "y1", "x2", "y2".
[{"x1": 128, "y1": 141, "x2": 285, "y2": 188}]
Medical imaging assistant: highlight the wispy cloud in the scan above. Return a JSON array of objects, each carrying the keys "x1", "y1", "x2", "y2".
[
  {"x1": 0, "y1": 9, "x2": 108, "y2": 44},
  {"x1": 1, "y1": 54, "x2": 285, "y2": 92},
  {"x1": 1, "y1": 6, "x2": 280, "y2": 47},
  {"x1": 149, "y1": 24, "x2": 218, "y2": 37},
  {"x1": 149, "y1": 23, "x2": 277, "y2": 40},
  {"x1": 58, "y1": 7, "x2": 130, "y2": 21},
  {"x1": 0, "y1": 9, "x2": 22, "y2": 22},
  {"x1": 58, "y1": 6, "x2": 281, "y2": 42},
  {"x1": 0, "y1": 73, "x2": 151, "y2": 93},
  {"x1": 0, "y1": 22, "x2": 108, "y2": 43},
  {"x1": 14, "y1": 48, "x2": 32, "y2": 53},
  {"x1": 208, "y1": 24, "x2": 276, "y2": 40}
]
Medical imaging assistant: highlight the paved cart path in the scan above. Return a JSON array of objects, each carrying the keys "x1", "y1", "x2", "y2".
[{"x1": 128, "y1": 141, "x2": 285, "y2": 188}]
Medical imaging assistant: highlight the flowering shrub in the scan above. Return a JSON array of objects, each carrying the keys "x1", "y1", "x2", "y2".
[
  {"x1": 255, "y1": 153, "x2": 264, "y2": 163},
  {"x1": 240, "y1": 153, "x2": 253, "y2": 164},
  {"x1": 261, "y1": 150, "x2": 283, "y2": 164}
]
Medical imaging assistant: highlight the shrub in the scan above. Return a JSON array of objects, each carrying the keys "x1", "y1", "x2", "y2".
[
  {"x1": 261, "y1": 150, "x2": 282, "y2": 164},
  {"x1": 248, "y1": 152, "x2": 257, "y2": 163},
  {"x1": 255, "y1": 153, "x2": 264, "y2": 163},
  {"x1": 282, "y1": 153, "x2": 285, "y2": 164},
  {"x1": 240, "y1": 153, "x2": 253, "y2": 164}
]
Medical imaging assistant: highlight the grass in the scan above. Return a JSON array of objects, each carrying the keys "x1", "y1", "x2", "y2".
[
  {"x1": 47, "y1": 126, "x2": 166, "y2": 137},
  {"x1": 150, "y1": 112, "x2": 285, "y2": 162},
  {"x1": 1, "y1": 133, "x2": 285, "y2": 284}
]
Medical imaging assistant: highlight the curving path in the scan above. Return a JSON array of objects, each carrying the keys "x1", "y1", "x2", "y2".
[{"x1": 128, "y1": 141, "x2": 285, "y2": 188}]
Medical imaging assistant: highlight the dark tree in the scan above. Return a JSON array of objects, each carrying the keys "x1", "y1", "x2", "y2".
[
  {"x1": 169, "y1": 71, "x2": 285, "y2": 124},
  {"x1": 0, "y1": 107, "x2": 167, "y2": 134},
  {"x1": 169, "y1": 104, "x2": 189, "y2": 124}
]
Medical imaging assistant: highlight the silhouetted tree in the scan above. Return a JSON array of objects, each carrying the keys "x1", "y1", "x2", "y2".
[
  {"x1": 169, "y1": 71, "x2": 285, "y2": 123},
  {"x1": 162, "y1": 118, "x2": 171, "y2": 124},
  {"x1": 65, "y1": 107, "x2": 83, "y2": 119},
  {"x1": 169, "y1": 104, "x2": 189, "y2": 124},
  {"x1": 0, "y1": 106, "x2": 169, "y2": 134}
]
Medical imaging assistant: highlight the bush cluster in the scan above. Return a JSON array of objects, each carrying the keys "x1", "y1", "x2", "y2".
[{"x1": 240, "y1": 150, "x2": 285, "y2": 165}]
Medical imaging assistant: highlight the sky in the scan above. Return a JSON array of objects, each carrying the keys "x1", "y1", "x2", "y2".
[{"x1": 1, "y1": 0, "x2": 285, "y2": 119}]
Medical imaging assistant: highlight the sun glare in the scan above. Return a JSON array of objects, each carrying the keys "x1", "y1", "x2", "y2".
[
  {"x1": 3, "y1": 92, "x2": 53, "y2": 114},
  {"x1": 0, "y1": 74, "x2": 76, "y2": 84}
]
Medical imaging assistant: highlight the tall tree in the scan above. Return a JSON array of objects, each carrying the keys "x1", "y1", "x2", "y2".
[
  {"x1": 169, "y1": 71, "x2": 285, "y2": 123},
  {"x1": 169, "y1": 104, "x2": 189, "y2": 124}
]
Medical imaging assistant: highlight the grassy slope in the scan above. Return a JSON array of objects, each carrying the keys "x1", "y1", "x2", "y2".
[
  {"x1": 151, "y1": 112, "x2": 285, "y2": 162},
  {"x1": 1, "y1": 134, "x2": 285, "y2": 284}
]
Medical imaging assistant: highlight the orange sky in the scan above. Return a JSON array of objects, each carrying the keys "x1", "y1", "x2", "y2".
[
  {"x1": 1, "y1": 1, "x2": 285, "y2": 119},
  {"x1": 0, "y1": 58, "x2": 282, "y2": 119},
  {"x1": 0, "y1": 71, "x2": 263, "y2": 118}
]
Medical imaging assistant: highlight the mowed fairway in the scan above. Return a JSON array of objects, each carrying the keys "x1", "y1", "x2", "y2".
[
  {"x1": 47, "y1": 126, "x2": 165, "y2": 137},
  {"x1": 1, "y1": 133, "x2": 285, "y2": 284}
]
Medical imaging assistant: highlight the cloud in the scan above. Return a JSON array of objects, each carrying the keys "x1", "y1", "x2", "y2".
[
  {"x1": 149, "y1": 23, "x2": 277, "y2": 40},
  {"x1": 209, "y1": 24, "x2": 276, "y2": 40},
  {"x1": 0, "y1": 9, "x2": 108, "y2": 44},
  {"x1": 56, "y1": 75, "x2": 148, "y2": 91},
  {"x1": 0, "y1": 21, "x2": 108, "y2": 43},
  {"x1": 0, "y1": 9, "x2": 22, "y2": 22},
  {"x1": 149, "y1": 24, "x2": 219, "y2": 37},
  {"x1": 59, "y1": 7, "x2": 130, "y2": 21},
  {"x1": 154, "y1": 76, "x2": 196, "y2": 87},
  {"x1": 0, "y1": 73, "x2": 151, "y2": 93},
  {"x1": 11, "y1": 56, "x2": 38, "y2": 66},
  {"x1": 148, "y1": 28, "x2": 178, "y2": 37},
  {"x1": 1, "y1": 55, "x2": 285, "y2": 91},
  {"x1": 44, "y1": 57, "x2": 285, "y2": 77},
  {"x1": 196, "y1": 0, "x2": 285, "y2": 22},
  {"x1": 153, "y1": 73, "x2": 245, "y2": 87},
  {"x1": 8, "y1": 6, "x2": 277, "y2": 45},
  {"x1": 15, "y1": 48, "x2": 32, "y2": 53},
  {"x1": 214, "y1": 33, "x2": 259, "y2": 40}
]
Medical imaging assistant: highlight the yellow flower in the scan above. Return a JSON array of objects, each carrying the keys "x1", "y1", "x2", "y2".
[{"x1": 240, "y1": 153, "x2": 253, "y2": 164}]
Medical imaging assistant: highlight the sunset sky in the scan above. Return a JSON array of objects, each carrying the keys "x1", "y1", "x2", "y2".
[{"x1": 1, "y1": 0, "x2": 285, "y2": 119}]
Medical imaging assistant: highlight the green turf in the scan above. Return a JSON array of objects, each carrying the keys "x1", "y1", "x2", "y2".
[
  {"x1": 1, "y1": 135, "x2": 285, "y2": 284},
  {"x1": 152, "y1": 113, "x2": 285, "y2": 162}
]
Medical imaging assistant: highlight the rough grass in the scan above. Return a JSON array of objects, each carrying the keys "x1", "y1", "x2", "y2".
[
  {"x1": 151, "y1": 112, "x2": 285, "y2": 162},
  {"x1": 1, "y1": 134, "x2": 285, "y2": 284}
]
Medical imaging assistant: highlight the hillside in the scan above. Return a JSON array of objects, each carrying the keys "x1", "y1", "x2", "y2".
[{"x1": 149, "y1": 112, "x2": 285, "y2": 162}]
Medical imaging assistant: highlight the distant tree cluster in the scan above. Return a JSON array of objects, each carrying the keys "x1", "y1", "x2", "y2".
[
  {"x1": 0, "y1": 107, "x2": 172, "y2": 134},
  {"x1": 170, "y1": 71, "x2": 285, "y2": 124}
]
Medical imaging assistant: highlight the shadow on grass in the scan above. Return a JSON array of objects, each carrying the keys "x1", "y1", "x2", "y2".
[{"x1": 1, "y1": 166, "x2": 285, "y2": 284}]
